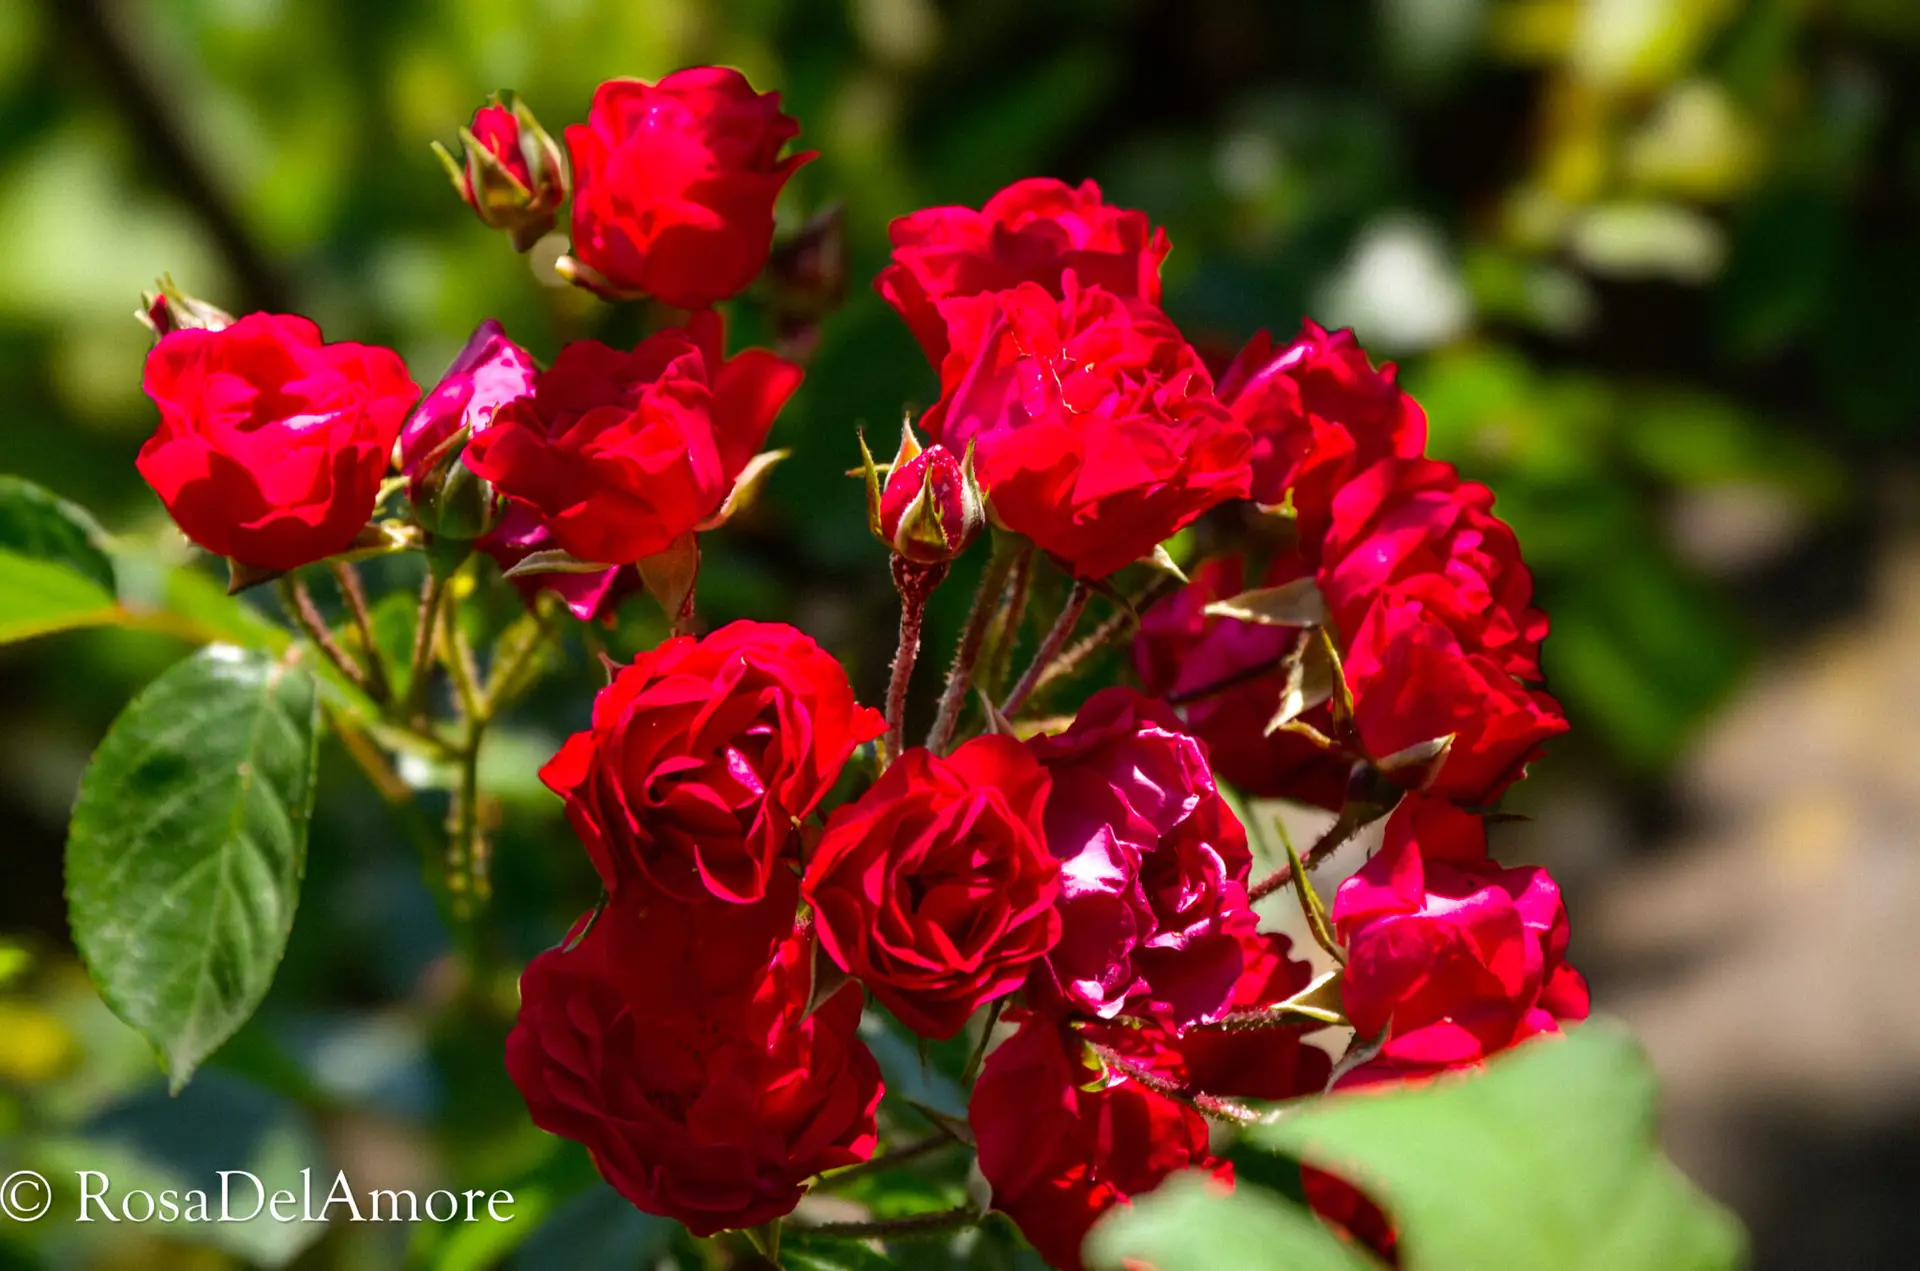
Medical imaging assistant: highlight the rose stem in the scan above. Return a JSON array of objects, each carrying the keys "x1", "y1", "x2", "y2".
[
  {"x1": 328, "y1": 560, "x2": 391, "y2": 703},
  {"x1": 978, "y1": 544, "x2": 1035, "y2": 701},
  {"x1": 999, "y1": 580, "x2": 1091, "y2": 718},
  {"x1": 927, "y1": 539, "x2": 1021, "y2": 754},
  {"x1": 1273, "y1": 812, "x2": 1344, "y2": 962},
  {"x1": 791, "y1": 1205, "x2": 983, "y2": 1242},
  {"x1": 1086, "y1": 1042, "x2": 1261, "y2": 1126},
  {"x1": 276, "y1": 575, "x2": 372, "y2": 696},
  {"x1": 1248, "y1": 806, "x2": 1367, "y2": 903},
  {"x1": 1034, "y1": 572, "x2": 1179, "y2": 692},
  {"x1": 883, "y1": 558, "x2": 945, "y2": 768},
  {"x1": 815, "y1": 1132, "x2": 960, "y2": 1190},
  {"x1": 402, "y1": 570, "x2": 447, "y2": 724}
]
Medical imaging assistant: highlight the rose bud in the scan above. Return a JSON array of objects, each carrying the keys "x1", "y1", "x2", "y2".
[
  {"x1": 861, "y1": 423, "x2": 985, "y2": 566},
  {"x1": 433, "y1": 93, "x2": 569, "y2": 251},
  {"x1": 136, "y1": 275, "x2": 233, "y2": 338},
  {"x1": 398, "y1": 319, "x2": 537, "y2": 542}
]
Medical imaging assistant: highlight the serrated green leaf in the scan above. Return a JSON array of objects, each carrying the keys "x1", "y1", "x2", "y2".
[
  {"x1": 66, "y1": 645, "x2": 321, "y2": 1092},
  {"x1": 1252, "y1": 1024, "x2": 1746, "y2": 1271},
  {"x1": 1087, "y1": 1172, "x2": 1376, "y2": 1271}
]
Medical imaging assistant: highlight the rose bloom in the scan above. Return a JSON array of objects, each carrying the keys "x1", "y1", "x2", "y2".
[
  {"x1": 1078, "y1": 927, "x2": 1333, "y2": 1103},
  {"x1": 1026, "y1": 687, "x2": 1258, "y2": 1030},
  {"x1": 541, "y1": 620, "x2": 883, "y2": 904},
  {"x1": 565, "y1": 67, "x2": 814, "y2": 309},
  {"x1": 1319, "y1": 457, "x2": 1547, "y2": 679},
  {"x1": 1216, "y1": 319, "x2": 1426, "y2": 545},
  {"x1": 802, "y1": 735, "x2": 1059, "y2": 1040},
  {"x1": 398, "y1": 318, "x2": 537, "y2": 485},
  {"x1": 1331, "y1": 816, "x2": 1589, "y2": 1087},
  {"x1": 465, "y1": 312, "x2": 801, "y2": 565},
  {"x1": 137, "y1": 313, "x2": 418, "y2": 571},
  {"x1": 506, "y1": 882, "x2": 882, "y2": 1237},
  {"x1": 1134, "y1": 555, "x2": 1352, "y2": 809},
  {"x1": 1345, "y1": 591, "x2": 1568, "y2": 805},
  {"x1": 921, "y1": 279, "x2": 1250, "y2": 579},
  {"x1": 877, "y1": 177, "x2": 1170, "y2": 366},
  {"x1": 972, "y1": 1014, "x2": 1230, "y2": 1271}
]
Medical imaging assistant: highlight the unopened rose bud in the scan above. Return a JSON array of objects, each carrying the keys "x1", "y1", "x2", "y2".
[
  {"x1": 136, "y1": 275, "x2": 233, "y2": 338},
  {"x1": 410, "y1": 425, "x2": 498, "y2": 541},
  {"x1": 862, "y1": 424, "x2": 985, "y2": 565},
  {"x1": 433, "y1": 93, "x2": 570, "y2": 252}
]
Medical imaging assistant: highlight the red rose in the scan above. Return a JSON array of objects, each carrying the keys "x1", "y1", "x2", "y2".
[
  {"x1": 1319, "y1": 458, "x2": 1547, "y2": 679},
  {"x1": 1026, "y1": 688, "x2": 1257, "y2": 1030},
  {"x1": 564, "y1": 67, "x2": 814, "y2": 309},
  {"x1": 972, "y1": 1014, "x2": 1230, "y2": 1271},
  {"x1": 921, "y1": 279, "x2": 1250, "y2": 579},
  {"x1": 1331, "y1": 819, "x2": 1589, "y2": 1086},
  {"x1": 802, "y1": 735, "x2": 1059, "y2": 1039},
  {"x1": 464, "y1": 312, "x2": 801, "y2": 565},
  {"x1": 1134, "y1": 555, "x2": 1351, "y2": 808},
  {"x1": 1217, "y1": 320, "x2": 1426, "y2": 543},
  {"x1": 1345, "y1": 592, "x2": 1568, "y2": 804},
  {"x1": 1302, "y1": 1167, "x2": 1401, "y2": 1267},
  {"x1": 506, "y1": 884, "x2": 883, "y2": 1237},
  {"x1": 137, "y1": 313, "x2": 418, "y2": 571},
  {"x1": 540, "y1": 620, "x2": 883, "y2": 904},
  {"x1": 399, "y1": 318, "x2": 538, "y2": 482},
  {"x1": 877, "y1": 177, "x2": 1170, "y2": 367}
]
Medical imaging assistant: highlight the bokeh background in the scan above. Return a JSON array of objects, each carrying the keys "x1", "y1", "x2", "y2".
[{"x1": 3, "y1": 0, "x2": 1919, "y2": 1266}]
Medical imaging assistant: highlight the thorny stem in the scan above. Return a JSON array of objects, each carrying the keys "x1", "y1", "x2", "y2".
[
  {"x1": 441, "y1": 591, "x2": 484, "y2": 724},
  {"x1": 481, "y1": 608, "x2": 555, "y2": 717},
  {"x1": 883, "y1": 560, "x2": 944, "y2": 768},
  {"x1": 329, "y1": 560, "x2": 391, "y2": 703},
  {"x1": 404, "y1": 571, "x2": 448, "y2": 722},
  {"x1": 1088, "y1": 1043, "x2": 1261, "y2": 1126},
  {"x1": 1034, "y1": 572, "x2": 1183, "y2": 692},
  {"x1": 927, "y1": 542, "x2": 1019, "y2": 754},
  {"x1": 791, "y1": 1205, "x2": 982, "y2": 1242},
  {"x1": 1248, "y1": 807, "x2": 1367, "y2": 903},
  {"x1": 1000, "y1": 581, "x2": 1091, "y2": 718},
  {"x1": 817, "y1": 1133, "x2": 960, "y2": 1189},
  {"x1": 979, "y1": 545, "x2": 1035, "y2": 702},
  {"x1": 277, "y1": 576, "x2": 373, "y2": 696}
]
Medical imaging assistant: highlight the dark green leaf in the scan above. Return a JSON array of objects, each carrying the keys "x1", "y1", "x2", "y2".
[
  {"x1": 1252, "y1": 1024, "x2": 1746, "y2": 1271},
  {"x1": 0, "y1": 475, "x2": 119, "y2": 644},
  {"x1": 504, "y1": 1181, "x2": 678, "y2": 1271},
  {"x1": 781, "y1": 1233, "x2": 905, "y2": 1271},
  {"x1": 66, "y1": 645, "x2": 321, "y2": 1092}
]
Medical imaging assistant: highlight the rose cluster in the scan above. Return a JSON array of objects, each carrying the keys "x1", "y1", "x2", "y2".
[{"x1": 131, "y1": 64, "x2": 1590, "y2": 1270}]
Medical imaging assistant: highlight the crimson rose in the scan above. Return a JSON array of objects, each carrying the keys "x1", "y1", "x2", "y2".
[
  {"x1": 921, "y1": 278, "x2": 1250, "y2": 579},
  {"x1": 802, "y1": 735, "x2": 1059, "y2": 1040},
  {"x1": 877, "y1": 177, "x2": 1170, "y2": 367},
  {"x1": 540, "y1": 620, "x2": 883, "y2": 904},
  {"x1": 564, "y1": 68, "x2": 814, "y2": 309},
  {"x1": 972, "y1": 1014, "x2": 1229, "y2": 1271},
  {"x1": 137, "y1": 313, "x2": 417, "y2": 571},
  {"x1": 464, "y1": 311, "x2": 800, "y2": 565},
  {"x1": 505, "y1": 883, "x2": 882, "y2": 1236},
  {"x1": 1026, "y1": 687, "x2": 1258, "y2": 1030},
  {"x1": 1332, "y1": 814, "x2": 1589, "y2": 1087}
]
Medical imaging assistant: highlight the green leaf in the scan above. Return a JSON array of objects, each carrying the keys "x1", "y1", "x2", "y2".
[
  {"x1": 1252, "y1": 1025, "x2": 1746, "y2": 1271},
  {"x1": 0, "y1": 475, "x2": 119, "y2": 644},
  {"x1": 1087, "y1": 1172, "x2": 1377, "y2": 1271},
  {"x1": 503, "y1": 1182, "x2": 678, "y2": 1270},
  {"x1": 66, "y1": 645, "x2": 322, "y2": 1092},
  {"x1": 781, "y1": 1234, "x2": 905, "y2": 1271}
]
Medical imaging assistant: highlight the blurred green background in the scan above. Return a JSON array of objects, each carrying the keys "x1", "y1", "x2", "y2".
[{"x1": 4, "y1": 0, "x2": 1919, "y2": 1267}]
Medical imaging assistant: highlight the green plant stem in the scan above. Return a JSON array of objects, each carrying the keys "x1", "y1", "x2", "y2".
[
  {"x1": 481, "y1": 608, "x2": 555, "y2": 717},
  {"x1": 441, "y1": 592, "x2": 484, "y2": 724},
  {"x1": 817, "y1": 1133, "x2": 960, "y2": 1189},
  {"x1": 882, "y1": 560, "x2": 943, "y2": 768},
  {"x1": 328, "y1": 560, "x2": 390, "y2": 703},
  {"x1": 276, "y1": 575, "x2": 373, "y2": 696},
  {"x1": 927, "y1": 542, "x2": 1018, "y2": 754},
  {"x1": 791, "y1": 1205, "x2": 982, "y2": 1242},
  {"x1": 979, "y1": 544, "x2": 1035, "y2": 701},
  {"x1": 403, "y1": 571, "x2": 447, "y2": 722},
  {"x1": 960, "y1": 998, "x2": 1004, "y2": 1086},
  {"x1": 1087, "y1": 1042, "x2": 1260, "y2": 1126},
  {"x1": 1000, "y1": 580, "x2": 1091, "y2": 718}
]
